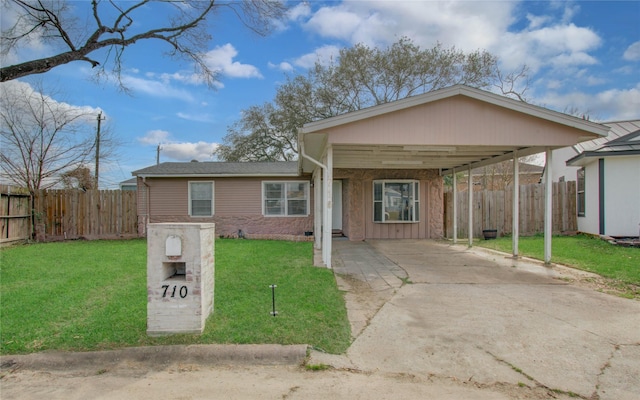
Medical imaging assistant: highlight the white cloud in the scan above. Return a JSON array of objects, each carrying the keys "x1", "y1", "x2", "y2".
[
  {"x1": 287, "y1": 2, "x2": 311, "y2": 21},
  {"x1": 623, "y1": 41, "x2": 640, "y2": 61},
  {"x1": 161, "y1": 141, "x2": 218, "y2": 161},
  {"x1": 526, "y1": 14, "x2": 551, "y2": 29},
  {"x1": 498, "y1": 23, "x2": 601, "y2": 73},
  {"x1": 176, "y1": 112, "x2": 214, "y2": 123},
  {"x1": 303, "y1": 1, "x2": 515, "y2": 51},
  {"x1": 202, "y1": 44, "x2": 263, "y2": 79},
  {"x1": 121, "y1": 75, "x2": 195, "y2": 101},
  {"x1": 539, "y1": 84, "x2": 640, "y2": 121},
  {"x1": 296, "y1": 1, "x2": 601, "y2": 78},
  {"x1": 268, "y1": 61, "x2": 294, "y2": 72},
  {"x1": 0, "y1": 80, "x2": 102, "y2": 124},
  {"x1": 586, "y1": 76, "x2": 606, "y2": 86},
  {"x1": 137, "y1": 129, "x2": 218, "y2": 161},
  {"x1": 305, "y1": 5, "x2": 363, "y2": 42},
  {"x1": 138, "y1": 130, "x2": 170, "y2": 146},
  {"x1": 0, "y1": 2, "x2": 51, "y2": 66},
  {"x1": 294, "y1": 45, "x2": 341, "y2": 68}
]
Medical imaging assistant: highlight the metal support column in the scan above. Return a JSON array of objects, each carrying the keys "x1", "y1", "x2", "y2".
[
  {"x1": 453, "y1": 169, "x2": 458, "y2": 244},
  {"x1": 544, "y1": 148, "x2": 553, "y2": 264},
  {"x1": 468, "y1": 165, "x2": 473, "y2": 247},
  {"x1": 512, "y1": 151, "x2": 519, "y2": 258}
]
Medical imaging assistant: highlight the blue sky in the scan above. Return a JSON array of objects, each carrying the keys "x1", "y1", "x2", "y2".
[{"x1": 2, "y1": 0, "x2": 639, "y2": 188}]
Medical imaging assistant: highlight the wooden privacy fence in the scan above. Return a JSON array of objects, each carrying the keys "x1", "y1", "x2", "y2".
[
  {"x1": 1, "y1": 185, "x2": 32, "y2": 245},
  {"x1": 33, "y1": 189, "x2": 139, "y2": 241},
  {"x1": 444, "y1": 181, "x2": 577, "y2": 238}
]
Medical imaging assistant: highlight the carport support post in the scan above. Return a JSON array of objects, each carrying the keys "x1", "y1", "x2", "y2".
[
  {"x1": 468, "y1": 165, "x2": 473, "y2": 247},
  {"x1": 512, "y1": 151, "x2": 519, "y2": 258},
  {"x1": 322, "y1": 145, "x2": 333, "y2": 268},
  {"x1": 452, "y1": 169, "x2": 458, "y2": 244},
  {"x1": 544, "y1": 148, "x2": 553, "y2": 264},
  {"x1": 314, "y1": 169, "x2": 322, "y2": 250}
]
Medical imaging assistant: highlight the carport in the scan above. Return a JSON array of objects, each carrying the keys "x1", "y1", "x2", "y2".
[{"x1": 298, "y1": 85, "x2": 608, "y2": 268}]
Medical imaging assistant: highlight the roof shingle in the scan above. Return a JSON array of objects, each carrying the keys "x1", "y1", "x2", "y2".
[{"x1": 132, "y1": 161, "x2": 299, "y2": 177}]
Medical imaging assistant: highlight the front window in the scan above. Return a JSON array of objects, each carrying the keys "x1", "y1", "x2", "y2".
[
  {"x1": 373, "y1": 180, "x2": 419, "y2": 223},
  {"x1": 577, "y1": 168, "x2": 585, "y2": 217},
  {"x1": 263, "y1": 181, "x2": 309, "y2": 216},
  {"x1": 189, "y1": 181, "x2": 214, "y2": 217}
]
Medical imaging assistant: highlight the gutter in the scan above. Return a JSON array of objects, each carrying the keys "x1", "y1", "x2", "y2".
[{"x1": 299, "y1": 139, "x2": 327, "y2": 170}]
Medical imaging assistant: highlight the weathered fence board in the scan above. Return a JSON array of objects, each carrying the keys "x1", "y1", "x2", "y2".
[
  {"x1": 0, "y1": 185, "x2": 32, "y2": 244},
  {"x1": 444, "y1": 181, "x2": 577, "y2": 238},
  {"x1": 34, "y1": 189, "x2": 139, "y2": 241}
]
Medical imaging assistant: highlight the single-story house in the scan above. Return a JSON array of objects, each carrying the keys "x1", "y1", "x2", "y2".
[
  {"x1": 456, "y1": 161, "x2": 544, "y2": 191},
  {"x1": 132, "y1": 85, "x2": 608, "y2": 267},
  {"x1": 132, "y1": 161, "x2": 312, "y2": 240},
  {"x1": 566, "y1": 128, "x2": 640, "y2": 237},
  {"x1": 119, "y1": 178, "x2": 138, "y2": 191},
  {"x1": 550, "y1": 119, "x2": 640, "y2": 183}
]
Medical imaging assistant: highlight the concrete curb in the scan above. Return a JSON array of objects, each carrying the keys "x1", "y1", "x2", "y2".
[{"x1": 0, "y1": 344, "x2": 309, "y2": 372}]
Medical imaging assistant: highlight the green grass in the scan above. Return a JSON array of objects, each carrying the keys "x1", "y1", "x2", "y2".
[
  {"x1": 476, "y1": 234, "x2": 639, "y2": 296},
  {"x1": 0, "y1": 239, "x2": 351, "y2": 355}
]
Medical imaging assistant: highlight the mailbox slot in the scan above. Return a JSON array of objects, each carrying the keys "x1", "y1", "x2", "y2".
[{"x1": 163, "y1": 262, "x2": 186, "y2": 281}]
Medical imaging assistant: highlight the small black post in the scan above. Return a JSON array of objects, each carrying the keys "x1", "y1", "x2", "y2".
[{"x1": 270, "y1": 284, "x2": 278, "y2": 316}]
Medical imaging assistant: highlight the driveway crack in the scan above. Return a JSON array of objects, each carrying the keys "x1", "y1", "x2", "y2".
[{"x1": 483, "y1": 349, "x2": 592, "y2": 400}]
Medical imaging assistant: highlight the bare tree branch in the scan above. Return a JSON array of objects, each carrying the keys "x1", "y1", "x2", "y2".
[
  {"x1": 0, "y1": 80, "x2": 105, "y2": 192},
  {"x1": 1, "y1": 0, "x2": 286, "y2": 87}
]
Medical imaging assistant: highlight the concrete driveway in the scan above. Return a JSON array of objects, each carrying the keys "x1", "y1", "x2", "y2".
[{"x1": 312, "y1": 239, "x2": 640, "y2": 400}]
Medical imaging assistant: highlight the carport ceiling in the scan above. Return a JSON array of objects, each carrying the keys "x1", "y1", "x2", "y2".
[{"x1": 331, "y1": 143, "x2": 545, "y2": 172}]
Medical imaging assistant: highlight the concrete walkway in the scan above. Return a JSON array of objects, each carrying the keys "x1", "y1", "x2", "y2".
[{"x1": 311, "y1": 239, "x2": 640, "y2": 400}]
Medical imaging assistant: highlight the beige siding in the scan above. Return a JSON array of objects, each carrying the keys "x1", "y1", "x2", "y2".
[
  {"x1": 327, "y1": 97, "x2": 601, "y2": 147},
  {"x1": 140, "y1": 175, "x2": 314, "y2": 238},
  {"x1": 149, "y1": 178, "x2": 189, "y2": 216},
  {"x1": 216, "y1": 178, "x2": 262, "y2": 215},
  {"x1": 335, "y1": 169, "x2": 443, "y2": 240}
]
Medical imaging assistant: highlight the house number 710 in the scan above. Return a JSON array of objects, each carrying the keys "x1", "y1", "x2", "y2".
[{"x1": 161, "y1": 284, "x2": 188, "y2": 298}]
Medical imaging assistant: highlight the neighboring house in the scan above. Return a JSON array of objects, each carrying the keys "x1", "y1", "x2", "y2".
[
  {"x1": 454, "y1": 161, "x2": 544, "y2": 191},
  {"x1": 132, "y1": 161, "x2": 313, "y2": 239},
  {"x1": 566, "y1": 129, "x2": 640, "y2": 238},
  {"x1": 132, "y1": 85, "x2": 608, "y2": 267},
  {"x1": 551, "y1": 120, "x2": 640, "y2": 183},
  {"x1": 119, "y1": 178, "x2": 137, "y2": 191}
]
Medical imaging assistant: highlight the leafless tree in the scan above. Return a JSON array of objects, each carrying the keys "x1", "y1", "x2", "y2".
[
  {"x1": 0, "y1": 80, "x2": 103, "y2": 193},
  {"x1": 216, "y1": 37, "x2": 530, "y2": 161},
  {"x1": 60, "y1": 164, "x2": 95, "y2": 190},
  {"x1": 0, "y1": 0, "x2": 286, "y2": 87}
]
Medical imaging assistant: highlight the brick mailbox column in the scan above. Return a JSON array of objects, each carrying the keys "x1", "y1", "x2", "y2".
[{"x1": 146, "y1": 223, "x2": 215, "y2": 336}]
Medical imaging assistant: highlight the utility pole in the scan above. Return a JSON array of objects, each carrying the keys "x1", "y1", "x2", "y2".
[
  {"x1": 156, "y1": 144, "x2": 161, "y2": 165},
  {"x1": 95, "y1": 112, "x2": 105, "y2": 189}
]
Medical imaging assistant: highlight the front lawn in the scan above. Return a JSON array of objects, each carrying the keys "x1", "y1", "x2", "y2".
[
  {"x1": 476, "y1": 234, "x2": 639, "y2": 297},
  {"x1": 0, "y1": 239, "x2": 351, "y2": 355}
]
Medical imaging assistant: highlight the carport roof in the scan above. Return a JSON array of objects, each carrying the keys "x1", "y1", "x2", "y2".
[{"x1": 298, "y1": 85, "x2": 609, "y2": 174}]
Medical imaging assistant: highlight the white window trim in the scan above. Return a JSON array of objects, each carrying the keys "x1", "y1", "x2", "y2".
[
  {"x1": 188, "y1": 181, "x2": 214, "y2": 217},
  {"x1": 577, "y1": 168, "x2": 585, "y2": 217},
  {"x1": 373, "y1": 179, "x2": 420, "y2": 223},
  {"x1": 262, "y1": 181, "x2": 310, "y2": 217}
]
